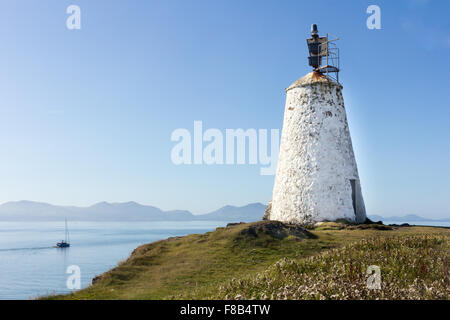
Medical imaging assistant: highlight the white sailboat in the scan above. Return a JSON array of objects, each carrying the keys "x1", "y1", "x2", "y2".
[{"x1": 56, "y1": 218, "x2": 70, "y2": 248}]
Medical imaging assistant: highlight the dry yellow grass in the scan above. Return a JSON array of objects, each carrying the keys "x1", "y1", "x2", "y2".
[{"x1": 45, "y1": 221, "x2": 449, "y2": 300}]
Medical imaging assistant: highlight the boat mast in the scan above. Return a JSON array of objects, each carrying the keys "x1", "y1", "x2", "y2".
[{"x1": 65, "y1": 218, "x2": 70, "y2": 243}]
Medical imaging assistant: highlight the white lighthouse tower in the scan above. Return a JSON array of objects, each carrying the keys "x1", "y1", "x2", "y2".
[{"x1": 269, "y1": 25, "x2": 366, "y2": 225}]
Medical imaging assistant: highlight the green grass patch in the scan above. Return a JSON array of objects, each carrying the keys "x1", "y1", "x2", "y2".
[{"x1": 45, "y1": 221, "x2": 449, "y2": 300}]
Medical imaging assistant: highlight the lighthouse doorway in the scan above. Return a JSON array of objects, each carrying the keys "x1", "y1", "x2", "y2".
[{"x1": 350, "y1": 179, "x2": 357, "y2": 215}]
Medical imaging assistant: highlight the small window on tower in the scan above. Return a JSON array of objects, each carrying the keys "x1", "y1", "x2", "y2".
[{"x1": 350, "y1": 179, "x2": 357, "y2": 215}]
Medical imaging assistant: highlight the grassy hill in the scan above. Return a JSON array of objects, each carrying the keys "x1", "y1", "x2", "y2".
[{"x1": 48, "y1": 221, "x2": 449, "y2": 300}]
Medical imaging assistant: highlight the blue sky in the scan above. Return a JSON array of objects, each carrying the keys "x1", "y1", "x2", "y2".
[{"x1": 0, "y1": 0, "x2": 449, "y2": 217}]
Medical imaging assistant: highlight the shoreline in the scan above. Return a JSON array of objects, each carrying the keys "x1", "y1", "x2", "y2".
[{"x1": 45, "y1": 221, "x2": 450, "y2": 300}]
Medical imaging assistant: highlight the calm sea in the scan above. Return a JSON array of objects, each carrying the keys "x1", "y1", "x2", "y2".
[
  {"x1": 382, "y1": 220, "x2": 450, "y2": 227},
  {"x1": 0, "y1": 221, "x2": 227, "y2": 300}
]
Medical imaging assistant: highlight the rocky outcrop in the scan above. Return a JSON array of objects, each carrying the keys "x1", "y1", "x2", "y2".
[{"x1": 239, "y1": 220, "x2": 316, "y2": 240}]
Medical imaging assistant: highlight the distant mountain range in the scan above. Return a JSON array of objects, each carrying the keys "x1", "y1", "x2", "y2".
[
  {"x1": 368, "y1": 214, "x2": 450, "y2": 223},
  {"x1": 0, "y1": 201, "x2": 266, "y2": 222},
  {"x1": 0, "y1": 201, "x2": 447, "y2": 223}
]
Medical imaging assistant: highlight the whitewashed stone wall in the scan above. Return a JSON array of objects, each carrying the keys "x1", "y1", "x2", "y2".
[{"x1": 270, "y1": 72, "x2": 366, "y2": 224}]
